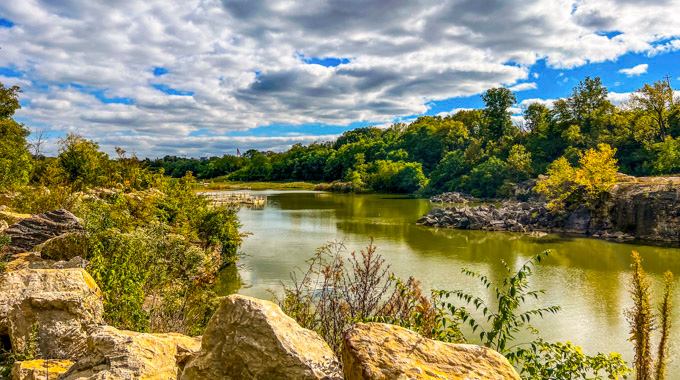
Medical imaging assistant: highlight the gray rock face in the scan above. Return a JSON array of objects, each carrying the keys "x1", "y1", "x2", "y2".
[
  {"x1": 419, "y1": 179, "x2": 680, "y2": 242},
  {"x1": 4, "y1": 209, "x2": 84, "y2": 253},
  {"x1": 607, "y1": 182, "x2": 680, "y2": 242},
  {"x1": 181, "y1": 295, "x2": 343, "y2": 380}
]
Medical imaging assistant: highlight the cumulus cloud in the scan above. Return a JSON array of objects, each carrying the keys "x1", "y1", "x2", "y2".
[
  {"x1": 608, "y1": 91, "x2": 633, "y2": 104},
  {"x1": 508, "y1": 82, "x2": 538, "y2": 92},
  {"x1": 618, "y1": 64, "x2": 648, "y2": 76},
  {"x1": 0, "y1": 0, "x2": 679, "y2": 156}
]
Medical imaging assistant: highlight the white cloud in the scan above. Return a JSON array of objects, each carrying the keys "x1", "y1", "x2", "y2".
[
  {"x1": 508, "y1": 82, "x2": 538, "y2": 92},
  {"x1": 0, "y1": 0, "x2": 678, "y2": 156},
  {"x1": 519, "y1": 98, "x2": 556, "y2": 109},
  {"x1": 618, "y1": 64, "x2": 648, "y2": 76},
  {"x1": 608, "y1": 91, "x2": 632, "y2": 105}
]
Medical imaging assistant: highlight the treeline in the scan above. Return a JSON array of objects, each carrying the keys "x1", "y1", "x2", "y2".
[{"x1": 147, "y1": 76, "x2": 680, "y2": 196}]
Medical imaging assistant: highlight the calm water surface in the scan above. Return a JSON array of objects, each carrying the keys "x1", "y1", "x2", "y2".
[{"x1": 217, "y1": 190, "x2": 680, "y2": 371}]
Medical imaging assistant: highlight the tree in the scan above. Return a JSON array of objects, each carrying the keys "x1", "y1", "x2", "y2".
[
  {"x1": 482, "y1": 87, "x2": 517, "y2": 141},
  {"x1": 535, "y1": 144, "x2": 618, "y2": 211},
  {"x1": 56, "y1": 134, "x2": 109, "y2": 190},
  {"x1": 506, "y1": 144, "x2": 533, "y2": 181},
  {"x1": 0, "y1": 83, "x2": 33, "y2": 190},
  {"x1": 630, "y1": 77, "x2": 677, "y2": 140},
  {"x1": 566, "y1": 76, "x2": 609, "y2": 124},
  {"x1": 650, "y1": 137, "x2": 680, "y2": 174}
]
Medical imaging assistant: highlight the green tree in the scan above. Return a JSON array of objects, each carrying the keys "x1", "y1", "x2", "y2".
[
  {"x1": 56, "y1": 133, "x2": 109, "y2": 190},
  {"x1": 0, "y1": 83, "x2": 33, "y2": 190},
  {"x1": 630, "y1": 78, "x2": 677, "y2": 140},
  {"x1": 482, "y1": 87, "x2": 517, "y2": 141},
  {"x1": 463, "y1": 156, "x2": 508, "y2": 198}
]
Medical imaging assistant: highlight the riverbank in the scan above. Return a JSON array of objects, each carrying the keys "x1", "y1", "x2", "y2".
[
  {"x1": 198, "y1": 179, "x2": 320, "y2": 191},
  {"x1": 417, "y1": 176, "x2": 680, "y2": 243}
]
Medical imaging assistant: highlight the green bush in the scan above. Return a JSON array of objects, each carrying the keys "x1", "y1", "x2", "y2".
[{"x1": 463, "y1": 156, "x2": 508, "y2": 198}]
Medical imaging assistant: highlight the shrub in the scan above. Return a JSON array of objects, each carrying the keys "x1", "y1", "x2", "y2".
[
  {"x1": 364, "y1": 160, "x2": 428, "y2": 193},
  {"x1": 276, "y1": 240, "x2": 437, "y2": 355},
  {"x1": 535, "y1": 143, "x2": 619, "y2": 212},
  {"x1": 463, "y1": 156, "x2": 508, "y2": 198}
]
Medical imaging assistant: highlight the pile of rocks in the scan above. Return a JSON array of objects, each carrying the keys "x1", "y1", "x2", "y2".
[
  {"x1": 429, "y1": 192, "x2": 480, "y2": 204},
  {"x1": 1, "y1": 209, "x2": 521, "y2": 379}
]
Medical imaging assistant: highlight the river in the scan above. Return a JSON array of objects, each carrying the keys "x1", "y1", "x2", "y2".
[{"x1": 215, "y1": 190, "x2": 680, "y2": 372}]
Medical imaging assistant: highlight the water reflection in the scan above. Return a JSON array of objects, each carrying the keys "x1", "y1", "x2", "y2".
[{"x1": 217, "y1": 190, "x2": 680, "y2": 371}]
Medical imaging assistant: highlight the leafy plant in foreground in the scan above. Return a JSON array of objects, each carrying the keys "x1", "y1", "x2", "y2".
[{"x1": 626, "y1": 251, "x2": 675, "y2": 380}]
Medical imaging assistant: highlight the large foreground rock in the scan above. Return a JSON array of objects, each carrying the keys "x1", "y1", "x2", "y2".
[
  {"x1": 3, "y1": 209, "x2": 84, "y2": 253},
  {"x1": 181, "y1": 295, "x2": 342, "y2": 380},
  {"x1": 0, "y1": 263, "x2": 103, "y2": 358},
  {"x1": 11, "y1": 359, "x2": 73, "y2": 380},
  {"x1": 60, "y1": 325, "x2": 201, "y2": 380},
  {"x1": 342, "y1": 323, "x2": 520, "y2": 380}
]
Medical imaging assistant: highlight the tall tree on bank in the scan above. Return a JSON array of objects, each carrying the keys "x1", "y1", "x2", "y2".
[
  {"x1": 630, "y1": 77, "x2": 677, "y2": 140},
  {"x1": 481, "y1": 87, "x2": 517, "y2": 141},
  {"x1": 0, "y1": 83, "x2": 33, "y2": 190}
]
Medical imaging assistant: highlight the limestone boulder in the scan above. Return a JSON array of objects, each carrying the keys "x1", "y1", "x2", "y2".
[
  {"x1": 3, "y1": 209, "x2": 84, "y2": 254},
  {"x1": 11, "y1": 359, "x2": 73, "y2": 380},
  {"x1": 34, "y1": 232, "x2": 88, "y2": 261},
  {"x1": 181, "y1": 295, "x2": 342, "y2": 380},
  {"x1": 342, "y1": 323, "x2": 520, "y2": 380},
  {"x1": 1, "y1": 219, "x2": 8, "y2": 233},
  {"x1": 4, "y1": 252, "x2": 88, "y2": 271},
  {"x1": 60, "y1": 325, "x2": 201, "y2": 380},
  {"x1": 8, "y1": 291, "x2": 103, "y2": 359},
  {"x1": 0, "y1": 266, "x2": 102, "y2": 348},
  {"x1": 0, "y1": 210, "x2": 30, "y2": 226}
]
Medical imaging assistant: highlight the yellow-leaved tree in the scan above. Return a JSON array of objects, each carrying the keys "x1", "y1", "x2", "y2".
[{"x1": 534, "y1": 143, "x2": 618, "y2": 212}]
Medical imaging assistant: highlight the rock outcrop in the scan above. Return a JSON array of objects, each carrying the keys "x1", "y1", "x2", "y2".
[
  {"x1": 60, "y1": 325, "x2": 201, "y2": 380},
  {"x1": 0, "y1": 260, "x2": 103, "y2": 358},
  {"x1": 342, "y1": 323, "x2": 520, "y2": 380},
  {"x1": 419, "y1": 178, "x2": 680, "y2": 242},
  {"x1": 607, "y1": 180, "x2": 680, "y2": 242},
  {"x1": 181, "y1": 295, "x2": 343, "y2": 380},
  {"x1": 33, "y1": 232, "x2": 88, "y2": 261},
  {"x1": 11, "y1": 359, "x2": 73, "y2": 380},
  {"x1": 430, "y1": 192, "x2": 480, "y2": 204},
  {"x1": 3, "y1": 209, "x2": 84, "y2": 254}
]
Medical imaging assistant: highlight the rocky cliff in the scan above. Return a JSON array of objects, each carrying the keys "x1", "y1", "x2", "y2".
[{"x1": 418, "y1": 177, "x2": 680, "y2": 243}]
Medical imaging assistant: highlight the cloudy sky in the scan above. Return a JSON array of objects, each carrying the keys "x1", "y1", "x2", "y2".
[{"x1": 1, "y1": 0, "x2": 679, "y2": 157}]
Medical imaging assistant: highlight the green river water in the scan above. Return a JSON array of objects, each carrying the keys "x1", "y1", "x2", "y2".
[{"x1": 215, "y1": 190, "x2": 680, "y2": 372}]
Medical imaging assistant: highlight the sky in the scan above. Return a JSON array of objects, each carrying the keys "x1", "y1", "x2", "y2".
[{"x1": 1, "y1": 0, "x2": 679, "y2": 158}]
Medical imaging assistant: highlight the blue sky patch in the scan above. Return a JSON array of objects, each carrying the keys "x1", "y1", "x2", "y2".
[
  {"x1": 0, "y1": 67, "x2": 22, "y2": 77},
  {"x1": 151, "y1": 84, "x2": 195, "y2": 96},
  {"x1": 300, "y1": 55, "x2": 351, "y2": 67},
  {"x1": 0, "y1": 18, "x2": 14, "y2": 28},
  {"x1": 153, "y1": 67, "x2": 169, "y2": 76}
]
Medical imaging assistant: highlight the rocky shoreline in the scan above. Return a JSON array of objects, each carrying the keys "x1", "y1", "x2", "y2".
[
  {"x1": 0, "y1": 209, "x2": 520, "y2": 379},
  {"x1": 418, "y1": 176, "x2": 680, "y2": 243}
]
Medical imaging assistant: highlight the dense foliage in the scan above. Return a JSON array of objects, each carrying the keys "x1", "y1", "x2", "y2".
[
  {"x1": 0, "y1": 82, "x2": 244, "y2": 336},
  {"x1": 147, "y1": 76, "x2": 679, "y2": 195}
]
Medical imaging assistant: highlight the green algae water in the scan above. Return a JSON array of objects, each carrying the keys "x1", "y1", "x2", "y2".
[{"x1": 217, "y1": 190, "x2": 680, "y2": 371}]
